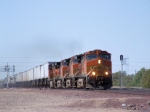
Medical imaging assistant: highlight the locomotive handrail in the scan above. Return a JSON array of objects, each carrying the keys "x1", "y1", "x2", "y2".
[
  {"x1": 72, "y1": 70, "x2": 79, "y2": 77},
  {"x1": 63, "y1": 73, "x2": 69, "y2": 78},
  {"x1": 105, "y1": 66, "x2": 111, "y2": 74},
  {"x1": 55, "y1": 74, "x2": 60, "y2": 78},
  {"x1": 86, "y1": 66, "x2": 96, "y2": 76}
]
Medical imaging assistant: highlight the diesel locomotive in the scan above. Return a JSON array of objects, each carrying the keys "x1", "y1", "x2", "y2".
[{"x1": 3, "y1": 49, "x2": 112, "y2": 90}]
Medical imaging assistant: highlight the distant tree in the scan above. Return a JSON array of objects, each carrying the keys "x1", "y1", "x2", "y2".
[
  {"x1": 133, "y1": 68, "x2": 146, "y2": 87},
  {"x1": 123, "y1": 75, "x2": 134, "y2": 87},
  {"x1": 112, "y1": 67, "x2": 150, "y2": 88},
  {"x1": 112, "y1": 71, "x2": 121, "y2": 86},
  {"x1": 128, "y1": 74, "x2": 135, "y2": 86},
  {"x1": 145, "y1": 74, "x2": 150, "y2": 88},
  {"x1": 141, "y1": 69, "x2": 150, "y2": 88}
]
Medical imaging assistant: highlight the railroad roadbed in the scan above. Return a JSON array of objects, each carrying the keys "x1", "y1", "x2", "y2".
[{"x1": 0, "y1": 88, "x2": 150, "y2": 112}]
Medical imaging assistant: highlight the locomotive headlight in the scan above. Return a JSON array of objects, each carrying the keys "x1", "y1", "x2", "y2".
[
  {"x1": 105, "y1": 72, "x2": 108, "y2": 75},
  {"x1": 98, "y1": 60, "x2": 101, "y2": 64},
  {"x1": 92, "y1": 71, "x2": 96, "y2": 76}
]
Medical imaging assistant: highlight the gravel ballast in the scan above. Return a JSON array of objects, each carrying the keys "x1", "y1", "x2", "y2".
[{"x1": 0, "y1": 88, "x2": 150, "y2": 112}]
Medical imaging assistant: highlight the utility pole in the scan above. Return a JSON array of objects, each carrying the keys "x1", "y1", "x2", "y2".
[
  {"x1": 0, "y1": 63, "x2": 15, "y2": 88},
  {"x1": 13, "y1": 65, "x2": 15, "y2": 83},
  {"x1": 6, "y1": 63, "x2": 10, "y2": 88},
  {"x1": 135, "y1": 69, "x2": 136, "y2": 75}
]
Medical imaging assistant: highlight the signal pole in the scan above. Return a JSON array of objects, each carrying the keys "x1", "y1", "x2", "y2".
[
  {"x1": 121, "y1": 60, "x2": 123, "y2": 88},
  {"x1": 120, "y1": 55, "x2": 123, "y2": 88},
  {"x1": 120, "y1": 55, "x2": 129, "y2": 89}
]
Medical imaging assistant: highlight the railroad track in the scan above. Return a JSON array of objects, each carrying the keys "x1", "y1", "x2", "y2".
[
  {"x1": 59, "y1": 87, "x2": 150, "y2": 96},
  {"x1": 9, "y1": 87, "x2": 150, "y2": 96},
  {"x1": 93, "y1": 88, "x2": 150, "y2": 96}
]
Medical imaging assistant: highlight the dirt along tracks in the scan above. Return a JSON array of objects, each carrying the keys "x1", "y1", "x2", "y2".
[{"x1": 0, "y1": 88, "x2": 150, "y2": 112}]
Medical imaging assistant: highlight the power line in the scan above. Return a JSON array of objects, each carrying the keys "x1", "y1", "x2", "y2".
[
  {"x1": 129, "y1": 61, "x2": 150, "y2": 63},
  {"x1": 0, "y1": 62, "x2": 45, "y2": 63},
  {"x1": 0, "y1": 57, "x2": 51, "y2": 58},
  {"x1": 1, "y1": 60, "x2": 150, "y2": 63},
  {"x1": 0, "y1": 57, "x2": 150, "y2": 63}
]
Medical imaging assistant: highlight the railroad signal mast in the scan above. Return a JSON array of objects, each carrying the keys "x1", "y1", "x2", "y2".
[
  {"x1": 120, "y1": 55, "x2": 123, "y2": 88},
  {"x1": 120, "y1": 55, "x2": 127, "y2": 88},
  {"x1": 120, "y1": 55, "x2": 129, "y2": 89}
]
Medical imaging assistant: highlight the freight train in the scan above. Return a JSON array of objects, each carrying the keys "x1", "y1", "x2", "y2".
[{"x1": 3, "y1": 49, "x2": 112, "y2": 90}]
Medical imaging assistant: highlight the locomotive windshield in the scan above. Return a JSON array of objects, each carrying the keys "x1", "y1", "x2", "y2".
[
  {"x1": 63, "y1": 62, "x2": 68, "y2": 66},
  {"x1": 73, "y1": 59, "x2": 78, "y2": 64},
  {"x1": 99, "y1": 54, "x2": 111, "y2": 60},
  {"x1": 86, "y1": 54, "x2": 98, "y2": 60}
]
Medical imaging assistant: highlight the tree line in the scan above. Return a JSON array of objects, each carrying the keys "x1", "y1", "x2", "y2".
[{"x1": 112, "y1": 68, "x2": 150, "y2": 88}]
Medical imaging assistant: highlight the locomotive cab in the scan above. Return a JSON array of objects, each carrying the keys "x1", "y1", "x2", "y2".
[
  {"x1": 85, "y1": 50, "x2": 112, "y2": 89},
  {"x1": 61, "y1": 58, "x2": 70, "y2": 78},
  {"x1": 60, "y1": 58, "x2": 71, "y2": 88},
  {"x1": 49, "y1": 62, "x2": 61, "y2": 88}
]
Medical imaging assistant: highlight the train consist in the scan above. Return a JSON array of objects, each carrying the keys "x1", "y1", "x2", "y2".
[{"x1": 3, "y1": 49, "x2": 112, "y2": 89}]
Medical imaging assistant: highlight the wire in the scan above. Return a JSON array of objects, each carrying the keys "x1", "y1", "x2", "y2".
[
  {"x1": 0, "y1": 62, "x2": 45, "y2": 63},
  {"x1": 0, "y1": 57, "x2": 51, "y2": 58}
]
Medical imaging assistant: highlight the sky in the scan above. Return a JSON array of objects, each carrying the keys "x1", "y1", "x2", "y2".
[{"x1": 0, "y1": 0, "x2": 150, "y2": 79}]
